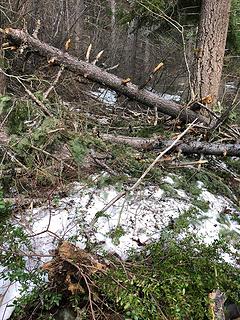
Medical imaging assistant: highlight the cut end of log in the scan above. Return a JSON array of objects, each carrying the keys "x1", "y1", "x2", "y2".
[
  {"x1": 4, "y1": 28, "x2": 12, "y2": 34},
  {"x1": 48, "y1": 57, "x2": 57, "y2": 65}
]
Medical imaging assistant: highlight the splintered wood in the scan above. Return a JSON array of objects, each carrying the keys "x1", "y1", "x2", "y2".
[
  {"x1": 1, "y1": 27, "x2": 209, "y2": 124},
  {"x1": 42, "y1": 241, "x2": 106, "y2": 295}
]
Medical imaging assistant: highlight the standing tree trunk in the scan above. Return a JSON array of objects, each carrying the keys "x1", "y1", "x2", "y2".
[
  {"x1": 144, "y1": 30, "x2": 151, "y2": 74},
  {"x1": 0, "y1": 42, "x2": 6, "y2": 95},
  {"x1": 107, "y1": 0, "x2": 117, "y2": 65},
  {"x1": 126, "y1": 17, "x2": 139, "y2": 81},
  {"x1": 108, "y1": 0, "x2": 116, "y2": 47},
  {"x1": 0, "y1": 7, "x2": 6, "y2": 95},
  {"x1": 193, "y1": 0, "x2": 231, "y2": 104},
  {"x1": 74, "y1": 0, "x2": 86, "y2": 56}
]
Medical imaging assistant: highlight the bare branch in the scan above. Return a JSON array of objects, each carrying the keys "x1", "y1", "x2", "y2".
[
  {"x1": 1, "y1": 28, "x2": 209, "y2": 125},
  {"x1": 100, "y1": 120, "x2": 197, "y2": 213}
]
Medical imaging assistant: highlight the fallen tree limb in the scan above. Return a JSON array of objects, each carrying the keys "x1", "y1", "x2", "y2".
[
  {"x1": 1, "y1": 27, "x2": 209, "y2": 125},
  {"x1": 100, "y1": 121, "x2": 196, "y2": 213},
  {"x1": 101, "y1": 133, "x2": 240, "y2": 157}
]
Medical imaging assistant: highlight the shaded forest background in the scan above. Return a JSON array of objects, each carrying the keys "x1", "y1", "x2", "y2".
[
  {"x1": 1, "y1": 0, "x2": 240, "y2": 104},
  {"x1": 1, "y1": 2, "x2": 240, "y2": 320}
]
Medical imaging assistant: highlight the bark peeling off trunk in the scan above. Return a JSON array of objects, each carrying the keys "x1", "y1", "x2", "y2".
[{"x1": 2, "y1": 28, "x2": 209, "y2": 125}]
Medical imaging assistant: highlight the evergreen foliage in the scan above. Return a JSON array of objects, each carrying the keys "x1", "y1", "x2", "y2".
[
  {"x1": 96, "y1": 228, "x2": 240, "y2": 320},
  {"x1": 228, "y1": 0, "x2": 240, "y2": 53}
]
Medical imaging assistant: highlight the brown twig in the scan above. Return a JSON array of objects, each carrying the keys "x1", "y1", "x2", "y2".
[
  {"x1": 43, "y1": 65, "x2": 64, "y2": 99},
  {"x1": 167, "y1": 159, "x2": 208, "y2": 168},
  {"x1": 0, "y1": 144, "x2": 28, "y2": 170},
  {"x1": 0, "y1": 68, "x2": 52, "y2": 117},
  {"x1": 90, "y1": 151, "x2": 117, "y2": 176},
  {"x1": 139, "y1": 62, "x2": 164, "y2": 90},
  {"x1": 23, "y1": 86, "x2": 53, "y2": 117},
  {"x1": 30, "y1": 144, "x2": 75, "y2": 171},
  {"x1": 81, "y1": 272, "x2": 96, "y2": 320}
]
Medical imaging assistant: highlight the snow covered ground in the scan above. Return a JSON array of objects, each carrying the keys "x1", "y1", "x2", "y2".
[
  {"x1": 1, "y1": 175, "x2": 240, "y2": 319},
  {"x1": 90, "y1": 88, "x2": 117, "y2": 105},
  {"x1": 90, "y1": 87, "x2": 182, "y2": 106}
]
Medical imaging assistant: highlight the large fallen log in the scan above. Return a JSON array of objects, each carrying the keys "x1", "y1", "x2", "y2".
[
  {"x1": 101, "y1": 133, "x2": 240, "y2": 157},
  {"x1": 1, "y1": 27, "x2": 209, "y2": 124}
]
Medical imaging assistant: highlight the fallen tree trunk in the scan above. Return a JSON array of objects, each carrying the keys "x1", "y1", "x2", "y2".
[
  {"x1": 1, "y1": 27, "x2": 209, "y2": 125},
  {"x1": 165, "y1": 140, "x2": 240, "y2": 157},
  {"x1": 101, "y1": 133, "x2": 240, "y2": 157}
]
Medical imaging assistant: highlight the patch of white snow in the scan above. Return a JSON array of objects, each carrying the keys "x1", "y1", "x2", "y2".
[{"x1": 1, "y1": 176, "x2": 240, "y2": 319}]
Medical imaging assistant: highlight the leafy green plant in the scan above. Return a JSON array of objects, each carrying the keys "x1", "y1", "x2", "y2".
[
  {"x1": 96, "y1": 228, "x2": 240, "y2": 320},
  {"x1": 12, "y1": 286, "x2": 63, "y2": 319},
  {"x1": 69, "y1": 137, "x2": 88, "y2": 165},
  {"x1": 0, "y1": 95, "x2": 12, "y2": 114},
  {"x1": 0, "y1": 189, "x2": 12, "y2": 221},
  {"x1": 228, "y1": 0, "x2": 240, "y2": 53},
  {"x1": 193, "y1": 199, "x2": 210, "y2": 212},
  {"x1": 6, "y1": 99, "x2": 34, "y2": 134},
  {"x1": 0, "y1": 218, "x2": 64, "y2": 319},
  {"x1": 117, "y1": 0, "x2": 170, "y2": 27},
  {"x1": 108, "y1": 226, "x2": 126, "y2": 245},
  {"x1": 175, "y1": 168, "x2": 235, "y2": 201},
  {"x1": 8, "y1": 116, "x2": 62, "y2": 171}
]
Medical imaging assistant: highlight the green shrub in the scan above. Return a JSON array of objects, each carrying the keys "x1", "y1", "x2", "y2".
[
  {"x1": 96, "y1": 230, "x2": 240, "y2": 319},
  {"x1": 0, "y1": 190, "x2": 12, "y2": 221}
]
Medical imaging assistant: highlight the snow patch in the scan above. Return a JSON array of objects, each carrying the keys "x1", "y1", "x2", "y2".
[
  {"x1": 90, "y1": 88, "x2": 117, "y2": 105},
  {"x1": 1, "y1": 178, "x2": 239, "y2": 319},
  {"x1": 0, "y1": 275, "x2": 21, "y2": 320}
]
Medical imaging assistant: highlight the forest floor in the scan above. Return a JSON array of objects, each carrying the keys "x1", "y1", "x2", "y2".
[{"x1": 1, "y1": 75, "x2": 240, "y2": 319}]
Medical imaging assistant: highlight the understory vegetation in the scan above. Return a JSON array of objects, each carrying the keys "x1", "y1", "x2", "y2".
[
  {"x1": 0, "y1": 88, "x2": 240, "y2": 319},
  {"x1": 0, "y1": 69, "x2": 240, "y2": 320},
  {"x1": 1, "y1": 198, "x2": 240, "y2": 320}
]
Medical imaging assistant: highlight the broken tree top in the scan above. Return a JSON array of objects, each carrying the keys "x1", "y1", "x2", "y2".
[{"x1": 2, "y1": 27, "x2": 209, "y2": 124}]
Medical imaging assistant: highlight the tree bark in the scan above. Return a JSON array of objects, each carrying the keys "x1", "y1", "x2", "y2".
[
  {"x1": 144, "y1": 30, "x2": 151, "y2": 74},
  {"x1": 209, "y1": 290, "x2": 226, "y2": 320},
  {"x1": 108, "y1": 0, "x2": 117, "y2": 50},
  {"x1": 2, "y1": 27, "x2": 209, "y2": 125},
  {"x1": 193, "y1": 0, "x2": 231, "y2": 104},
  {"x1": 101, "y1": 133, "x2": 240, "y2": 157},
  {"x1": 0, "y1": 6, "x2": 6, "y2": 95},
  {"x1": 74, "y1": 0, "x2": 86, "y2": 55},
  {"x1": 0, "y1": 35, "x2": 6, "y2": 95},
  {"x1": 126, "y1": 17, "x2": 139, "y2": 82}
]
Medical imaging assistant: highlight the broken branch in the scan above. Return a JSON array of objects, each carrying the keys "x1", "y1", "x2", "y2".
[
  {"x1": 101, "y1": 133, "x2": 240, "y2": 157},
  {"x1": 2, "y1": 27, "x2": 209, "y2": 124},
  {"x1": 100, "y1": 120, "x2": 197, "y2": 213}
]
